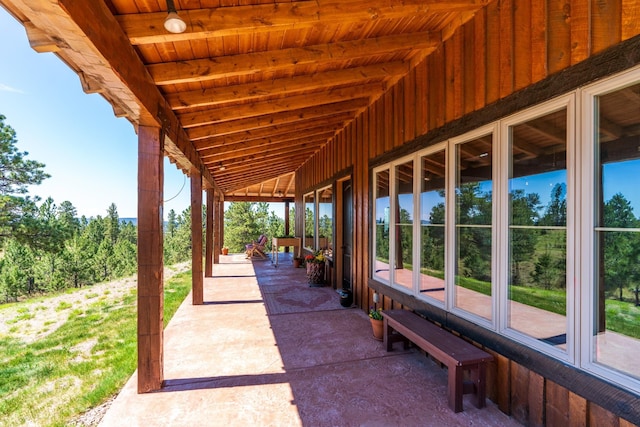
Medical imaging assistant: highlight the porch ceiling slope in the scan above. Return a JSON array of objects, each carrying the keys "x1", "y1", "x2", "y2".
[{"x1": 0, "y1": 0, "x2": 489, "y2": 200}]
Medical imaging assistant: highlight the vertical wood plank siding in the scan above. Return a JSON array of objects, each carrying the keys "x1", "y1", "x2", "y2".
[{"x1": 296, "y1": 0, "x2": 639, "y2": 423}]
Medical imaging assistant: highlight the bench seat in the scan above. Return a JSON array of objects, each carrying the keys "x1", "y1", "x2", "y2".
[{"x1": 382, "y1": 309, "x2": 493, "y2": 413}]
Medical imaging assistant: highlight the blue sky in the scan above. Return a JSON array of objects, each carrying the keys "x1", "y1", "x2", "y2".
[{"x1": 0, "y1": 10, "x2": 191, "y2": 219}]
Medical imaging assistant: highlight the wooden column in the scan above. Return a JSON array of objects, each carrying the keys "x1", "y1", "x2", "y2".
[
  {"x1": 284, "y1": 201, "x2": 290, "y2": 252},
  {"x1": 205, "y1": 188, "x2": 214, "y2": 277},
  {"x1": 137, "y1": 125, "x2": 164, "y2": 393},
  {"x1": 191, "y1": 170, "x2": 203, "y2": 305},
  {"x1": 213, "y1": 193, "x2": 221, "y2": 264},
  {"x1": 216, "y1": 197, "x2": 224, "y2": 260}
]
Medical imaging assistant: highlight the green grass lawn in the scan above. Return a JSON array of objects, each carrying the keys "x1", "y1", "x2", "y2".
[{"x1": 0, "y1": 271, "x2": 192, "y2": 427}]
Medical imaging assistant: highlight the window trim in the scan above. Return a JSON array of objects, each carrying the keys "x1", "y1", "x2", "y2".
[
  {"x1": 448, "y1": 124, "x2": 498, "y2": 329},
  {"x1": 579, "y1": 65, "x2": 640, "y2": 391},
  {"x1": 369, "y1": 65, "x2": 640, "y2": 394},
  {"x1": 498, "y1": 94, "x2": 576, "y2": 363}
]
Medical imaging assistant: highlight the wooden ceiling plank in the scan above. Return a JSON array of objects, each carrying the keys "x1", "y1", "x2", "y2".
[
  {"x1": 200, "y1": 131, "x2": 335, "y2": 161},
  {"x1": 218, "y1": 167, "x2": 308, "y2": 190},
  {"x1": 148, "y1": 32, "x2": 438, "y2": 85},
  {"x1": 192, "y1": 115, "x2": 349, "y2": 149},
  {"x1": 216, "y1": 163, "x2": 309, "y2": 188},
  {"x1": 167, "y1": 62, "x2": 408, "y2": 109},
  {"x1": 202, "y1": 138, "x2": 333, "y2": 166},
  {"x1": 187, "y1": 100, "x2": 367, "y2": 139},
  {"x1": 119, "y1": 0, "x2": 485, "y2": 45},
  {"x1": 178, "y1": 84, "x2": 381, "y2": 128}
]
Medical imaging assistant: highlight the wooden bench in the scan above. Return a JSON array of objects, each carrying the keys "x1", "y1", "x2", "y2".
[{"x1": 382, "y1": 309, "x2": 493, "y2": 413}]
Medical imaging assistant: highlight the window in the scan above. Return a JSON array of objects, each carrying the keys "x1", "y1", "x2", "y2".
[
  {"x1": 393, "y1": 160, "x2": 414, "y2": 291},
  {"x1": 318, "y1": 186, "x2": 333, "y2": 251},
  {"x1": 419, "y1": 148, "x2": 446, "y2": 303},
  {"x1": 453, "y1": 132, "x2": 493, "y2": 321},
  {"x1": 304, "y1": 192, "x2": 315, "y2": 250},
  {"x1": 374, "y1": 168, "x2": 390, "y2": 283},
  {"x1": 504, "y1": 100, "x2": 572, "y2": 357},
  {"x1": 370, "y1": 65, "x2": 640, "y2": 393},
  {"x1": 586, "y1": 77, "x2": 640, "y2": 384}
]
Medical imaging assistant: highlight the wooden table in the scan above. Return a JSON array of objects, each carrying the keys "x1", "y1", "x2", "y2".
[{"x1": 271, "y1": 237, "x2": 301, "y2": 267}]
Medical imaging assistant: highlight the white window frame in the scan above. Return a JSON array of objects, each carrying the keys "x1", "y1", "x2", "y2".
[
  {"x1": 372, "y1": 165, "x2": 391, "y2": 285},
  {"x1": 303, "y1": 191, "x2": 315, "y2": 250},
  {"x1": 499, "y1": 94, "x2": 576, "y2": 363},
  {"x1": 368, "y1": 65, "x2": 640, "y2": 394},
  {"x1": 448, "y1": 124, "x2": 498, "y2": 330},
  {"x1": 579, "y1": 65, "x2": 640, "y2": 391},
  {"x1": 416, "y1": 142, "x2": 448, "y2": 308}
]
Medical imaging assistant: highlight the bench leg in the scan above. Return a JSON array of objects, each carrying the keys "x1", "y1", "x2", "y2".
[
  {"x1": 471, "y1": 363, "x2": 487, "y2": 409},
  {"x1": 448, "y1": 365, "x2": 464, "y2": 413},
  {"x1": 383, "y1": 318, "x2": 392, "y2": 351}
]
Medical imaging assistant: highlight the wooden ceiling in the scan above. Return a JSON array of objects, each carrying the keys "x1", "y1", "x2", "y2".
[{"x1": 1, "y1": 0, "x2": 489, "y2": 200}]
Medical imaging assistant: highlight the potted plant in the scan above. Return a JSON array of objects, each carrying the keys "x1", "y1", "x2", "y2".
[
  {"x1": 293, "y1": 256, "x2": 304, "y2": 268},
  {"x1": 369, "y1": 307, "x2": 384, "y2": 340},
  {"x1": 305, "y1": 250, "x2": 325, "y2": 286},
  {"x1": 221, "y1": 247, "x2": 229, "y2": 255}
]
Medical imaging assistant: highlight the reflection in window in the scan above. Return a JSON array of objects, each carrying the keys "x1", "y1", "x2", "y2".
[
  {"x1": 374, "y1": 169, "x2": 390, "y2": 283},
  {"x1": 455, "y1": 135, "x2": 493, "y2": 320},
  {"x1": 394, "y1": 160, "x2": 414, "y2": 291},
  {"x1": 594, "y1": 82, "x2": 640, "y2": 380},
  {"x1": 304, "y1": 192, "x2": 315, "y2": 250},
  {"x1": 419, "y1": 150, "x2": 446, "y2": 302},
  {"x1": 508, "y1": 109, "x2": 568, "y2": 350},
  {"x1": 318, "y1": 186, "x2": 333, "y2": 252}
]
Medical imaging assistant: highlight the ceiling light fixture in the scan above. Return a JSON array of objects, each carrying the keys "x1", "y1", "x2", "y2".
[
  {"x1": 219, "y1": 163, "x2": 226, "y2": 171},
  {"x1": 164, "y1": 0, "x2": 186, "y2": 34}
]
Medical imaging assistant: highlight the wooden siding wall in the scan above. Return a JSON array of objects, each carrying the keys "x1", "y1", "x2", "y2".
[{"x1": 296, "y1": 1, "x2": 640, "y2": 425}]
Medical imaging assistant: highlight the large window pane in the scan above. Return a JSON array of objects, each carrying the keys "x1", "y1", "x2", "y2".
[
  {"x1": 508, "y1": 109, "x2": 568, "y2": 350},
  {"x1": 455, "y1": 136, "x2": 492, "y2": 320},
  {"x1": 394, "y1": 161, "x2": 414, "y2": 290},
  {"x1": 304, "y1": 192, "x2": 315, "y2": 250},
  {"x1": 593, "y1": 82, "x2": 640, "y2": 380},
  {"x1": 420, "y1": 150, "x2": 446, "y2": 302},
  {"x1": 318, "y1": 186, "x2": 333, "y2": 252},
  {"x1": 374, "y1": 169, "x2": 390, "y2": 283}
]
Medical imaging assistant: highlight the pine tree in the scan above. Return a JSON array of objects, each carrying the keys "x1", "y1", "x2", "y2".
[{"x1": 0, "y1": 115, "x2": 50, "y2": 244}]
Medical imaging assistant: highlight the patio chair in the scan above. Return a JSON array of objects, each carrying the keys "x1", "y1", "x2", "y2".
[{"x1": 245, "y1": 234, "x2": 268, "y2": 258}]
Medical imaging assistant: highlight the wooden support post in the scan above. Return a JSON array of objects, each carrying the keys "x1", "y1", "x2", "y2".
[
  {"x1": 284, "y1": 201, "x2": 290, "y2": 252},
  {"x1": 205, "y1": 189, "x2": 214, "y2": 277},
  {"x1": 137, "y1": 125, "x2": 164, "y2": 393},
  {"x1": 216, "y1": 197, "x2": 224, "y2": 260},
  {"x1": 191, "y1": 170, "x2": 203, "y2": 305},
  {"x1": 213, "y1": 193, "x2": 221, "y2": 264}
]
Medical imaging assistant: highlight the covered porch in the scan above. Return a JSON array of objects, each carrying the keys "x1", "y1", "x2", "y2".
[{"x1": 100, "y1": 254, "x2": 518, "y2": 426}]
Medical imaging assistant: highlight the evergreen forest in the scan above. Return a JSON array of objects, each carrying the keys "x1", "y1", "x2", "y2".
[{"x1": 0, "y1": 114, "x2": 289, "y2": 303}]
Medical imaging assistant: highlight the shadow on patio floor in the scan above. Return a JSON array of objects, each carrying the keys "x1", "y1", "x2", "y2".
[{"x1": 99, "y1": 252, "x2": 520, "y2": 427}]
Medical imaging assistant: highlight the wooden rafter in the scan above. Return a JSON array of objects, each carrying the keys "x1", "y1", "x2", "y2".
[{"x1": 118, "y1": 0, "x2": 486, "y2": 45}]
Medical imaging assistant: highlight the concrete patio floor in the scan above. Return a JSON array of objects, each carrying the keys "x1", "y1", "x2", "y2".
[{"x1": 99, "y1": 253, "x2": 520, "y2": 427}]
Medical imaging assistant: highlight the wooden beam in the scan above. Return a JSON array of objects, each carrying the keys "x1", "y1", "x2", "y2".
[
  {"x1": 187, "y1": 101, "x2": 366, "y2": 139},
  {"x1": 218, "y1": 160, "x2": 309, "y2": 185},
  {"x1": 178, "y1": 85, "x2": 380, "y2": 128},
  {"x1": 195, "y1": 122, "x2": 342, "y2": 154},
  {"x1": 148, "y1": 33, "x2": 439, "y2": 85},
  {"x1": 205, "y1": 189, "x2": 214, "y2": 276},
  {"x1": 191, "y1": 170, "x2": 203, "y2": 305},
  {"x1": 119, "y1": 0, "x2": 486, "y2": 45},
  {"x1": 12, "y1": 0, "x2": 218, "y2": 190},
  {"x1": 24, "y1": 21, "x2": 59, "y2": 53},
  {"x1": 224, "y1": 196, "x2": 295, "y2": 203},
  {"x1": 167, "y1": 62, "x2": 408, "y2": 109},
  {"x1": 217, "y1": 166, "x2": 309, "y2": 191},
  {"x1": 202, "y1": 135, "x2": 332, "y2": 164},
  {"x1": 137, "y1": 125, "x2": 164, "y2": 393}
]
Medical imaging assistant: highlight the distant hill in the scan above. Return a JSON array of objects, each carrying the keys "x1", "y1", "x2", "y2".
[{"x1": 120, "y1": 218, "x2": 137, "y2": 226}]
